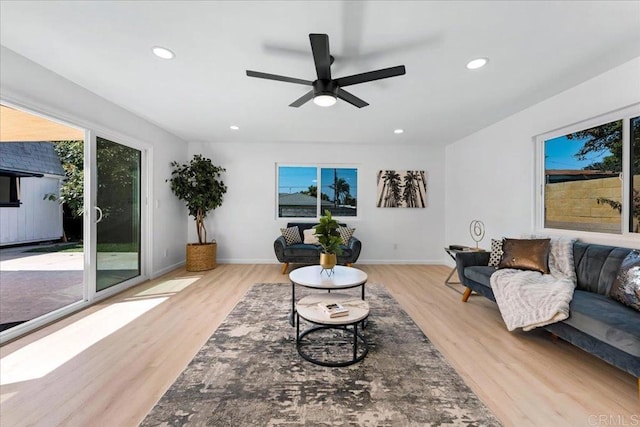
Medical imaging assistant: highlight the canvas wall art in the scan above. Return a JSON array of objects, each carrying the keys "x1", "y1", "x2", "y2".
[{"x1": 376, "y1": 170, "x2": 427, "y2": 208}]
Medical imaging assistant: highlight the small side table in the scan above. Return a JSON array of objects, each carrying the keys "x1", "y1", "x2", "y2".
[{"x1": 444, "y1": 247, "x2": 486, "y2": 294}]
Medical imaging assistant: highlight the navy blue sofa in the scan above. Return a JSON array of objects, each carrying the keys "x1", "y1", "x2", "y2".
[
  {"x1": 455, "y1": 241, "x2": 639, "y2": 388},
  {"x1": 274, "y1": 222, "x2": 362, "y2": 274}
]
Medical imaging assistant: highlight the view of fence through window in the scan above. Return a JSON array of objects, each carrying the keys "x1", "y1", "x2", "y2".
[
  {"x1": 277, "y1": 166, "x2": 358, "y2": 218},
  {"x1": 544, "y1": 116, "x2": 640, "y2": 233}
]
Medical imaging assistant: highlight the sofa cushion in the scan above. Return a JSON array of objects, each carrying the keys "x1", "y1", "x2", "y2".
[
  {"x1": 464, "y1": 266, "x2": 496, "y2": 288},
  {"x1": 283, "y1": 243, "x2": 320, "y2": 257},
  {"x1": 573, "y1": 242, "x2": 632, "y2": 295},
  {"x1": 564, "y1": 290, "x2": 640, "y2": 357},
  {"x1": 280, "y1": 226, "x2": 302, "y2": 245},
  {"x1": 282, "y1": 244, "x2": 353, "y2": 259},
  {"x1": 609, "y1": 250, "x2": 640, "y2": 311},
  {"x1": 339, "y1": 245, "x2": 353, "y2": 258}
]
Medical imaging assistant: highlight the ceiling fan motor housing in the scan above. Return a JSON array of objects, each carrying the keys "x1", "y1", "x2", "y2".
[{"x1": 313, "y1": 80, "x2": 338, "y2": 97}]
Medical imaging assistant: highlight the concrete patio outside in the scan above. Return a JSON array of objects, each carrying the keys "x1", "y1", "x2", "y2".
[
  {"x1": 0, "y1": 244, "x2": 83, "y2": 328},
  {"x1": 0, "y1": 244, "x2": 139, "y2": 330}
]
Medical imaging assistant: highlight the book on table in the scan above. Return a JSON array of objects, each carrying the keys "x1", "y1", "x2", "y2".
[{"x1": 318, "y1": 302, "x2": 349, "y2": 318}]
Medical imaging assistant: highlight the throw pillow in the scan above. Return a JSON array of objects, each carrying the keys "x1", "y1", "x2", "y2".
[
  {"x1": 498, "y1": 238, "x2": 551, "y2": 274},
  {"x1": 303, "y1": 228, "x2": 320, "y2": 245},
  {"x1": 547, "y1": 237, "x2": 577, "y2": 280},
  {"x1": 337, "y1": 226, "x2": 356, "y2": 245},
  {"x1": 609, "y1": 250, "x2": 640, "y2": 312},
  {"x1": 488, "y1": 239, "x2": 503, "y2": 267},
  {"x1": 524, "y1": 234, "x2": 577, "y2": 280},
  {"x1": 280, "y1": 226, "x2": 301, "y2": 245}
]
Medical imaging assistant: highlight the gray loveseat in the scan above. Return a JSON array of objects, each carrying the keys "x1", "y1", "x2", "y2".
[
  {"x1": 455, "y1": 241, "x2": 639, "y2": 387},
  {"x1": 274, "y1": 222, "x2": 362, "y2": 274}
]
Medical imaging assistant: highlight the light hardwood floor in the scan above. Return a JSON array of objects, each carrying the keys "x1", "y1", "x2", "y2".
[{"x1": 0, "y1": 264, "x2": 637, "y2": 426}]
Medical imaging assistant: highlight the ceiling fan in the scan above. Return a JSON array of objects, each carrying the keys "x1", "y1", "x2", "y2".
[{"x1": 246, "y1": 33, "x2": 406, "y2": 108}]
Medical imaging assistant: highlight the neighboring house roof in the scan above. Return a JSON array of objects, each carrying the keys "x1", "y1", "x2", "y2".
[
  {"x1": 279, "y1": 192, "x2": 334, "y2": 207},
  {"x1": 0, "y1": 142, "x2": 64, "y2": 176}
]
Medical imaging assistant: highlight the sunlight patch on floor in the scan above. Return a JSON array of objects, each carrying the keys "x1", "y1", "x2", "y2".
[
  {"x1": 134, "y1": 277, "x2": 199, "y2": 297},
  {"x1": 0, "y1": 297, "x2": 167, "y2": 386}
]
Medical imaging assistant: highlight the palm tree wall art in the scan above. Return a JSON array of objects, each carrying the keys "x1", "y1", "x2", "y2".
[{"x1": 376, "y1": 170, "x2": 427, "y2": 208}]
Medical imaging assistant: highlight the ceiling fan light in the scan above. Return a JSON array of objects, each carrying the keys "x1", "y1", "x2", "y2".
[{"x1": 313, "y1": 94, "x2": 337, "y2": 107}]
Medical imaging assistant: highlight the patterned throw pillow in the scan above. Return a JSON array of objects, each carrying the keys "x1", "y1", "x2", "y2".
[
  {"x1": 337, "y1": 226, "x2": 356, "y2": 245},
  {"x1": 280, "y1": 226, "x2": 301, "y2": 245},
  {"x1": 488, "y1": 239, "x2": 503, "y2": 267},
  {"x1": 609, "y1": 250, "x2": 640, "y2": 312}
]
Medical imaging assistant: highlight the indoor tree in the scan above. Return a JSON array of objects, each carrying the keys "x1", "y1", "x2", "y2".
[{"x1": 168, "y1": 154, "x2": 227, "y2": 244}]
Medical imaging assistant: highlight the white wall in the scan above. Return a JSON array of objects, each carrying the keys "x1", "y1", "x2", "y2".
[
  {"x1": 190, "y1": 141, "x2": 447, "y2": 264},
  {"x1": 0, "y1": 46, "x2": 189, "y2": 276},
  {"x1": 0, "y1": 175, "x2": 63, "y2": 246},
  {"x1": 445, "y1": 57, "x2": 640, "y2": 255}
]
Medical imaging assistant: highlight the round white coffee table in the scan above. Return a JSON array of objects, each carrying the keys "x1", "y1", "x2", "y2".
[
  {"x1": 288, "y1": 265, "x2": 368, "y2": 326},
  {"x1": 296, "y1": 293, "x2": 370, "y2": 367}
]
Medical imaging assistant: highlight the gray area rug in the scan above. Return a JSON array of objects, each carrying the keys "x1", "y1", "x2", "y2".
[{"x1": 142, "y1": 283, "x2": 501, "y2": 426}]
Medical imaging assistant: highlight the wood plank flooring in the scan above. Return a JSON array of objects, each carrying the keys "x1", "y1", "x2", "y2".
[{"x1": 0, "y1": 264, "x2": 637, "y2": 426}]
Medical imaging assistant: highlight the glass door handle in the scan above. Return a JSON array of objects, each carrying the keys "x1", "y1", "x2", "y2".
[{"x1": 95, "y1": 206, "x2": 103, "y2": 223}]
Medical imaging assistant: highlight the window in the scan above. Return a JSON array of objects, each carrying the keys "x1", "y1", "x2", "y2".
[
  {"x1": 277, "y1": 165, "x2": 358, "y2": 218},
  {"x1": 0, "y1": 174, "x2": 20, "y2": 207},
  {"x1": 538, "y1": 105, "x2": 640, "y2": 235},
  {"x1": 630, "y1": 115, "x2": 640, "y2": 232}
]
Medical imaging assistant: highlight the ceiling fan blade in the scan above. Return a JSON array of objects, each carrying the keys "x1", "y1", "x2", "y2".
[
  {"x1": 309, "y1": 33, "x2": 332, "y2": 80},
  {"x1": 337, "y1": 88, "x2": 369, "y2": 108},
  {"x1": 289, "y1": 90, "x2": 315, "y2": 107},
  {"x1": 334, "y1": 65, "x2": 406, "y2": 87},
  {"x1": 246, "y1": 70, "x2": 312, "y2": 86}
]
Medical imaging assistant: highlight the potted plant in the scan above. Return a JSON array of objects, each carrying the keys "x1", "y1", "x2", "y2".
[
  {"x1": 313, "y1": 210, "x2": 343, "y2": 270},
  {"x1": 168, "y1": 154, "x2": 227, "y2": 271}
]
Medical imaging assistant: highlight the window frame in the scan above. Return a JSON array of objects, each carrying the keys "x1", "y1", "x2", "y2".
[
  {"x1": 534, "y1": 103, "x2": 640, "y2": 242},
  {"x1": 0, "y1": 174, "x2": 20, "y2": 207},
  {"x1": 276, "y1": 163, "x2": 360, "y2": 220}
]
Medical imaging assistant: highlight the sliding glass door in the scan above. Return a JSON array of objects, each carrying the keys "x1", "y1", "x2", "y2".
[
  {"x1": 95, "y1": 137, "x2": 141, "y2": 291},
  {"x1": 0, "y1": 101, "x2": 148, "y2": 342}
]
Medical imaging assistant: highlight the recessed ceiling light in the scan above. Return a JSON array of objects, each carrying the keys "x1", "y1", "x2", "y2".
[
  {"x1": 229, "y1": 125, "x2": 239, "y2": 130},
  {"x1": 152, "y1": 46, "x2": 175, "y2": 60},
  {"x1": 466, "y1": 57, "x2": 488, "y2": 70},
  {"x1": 394, "y1": 129, "x2": 404, "y2": 134}
]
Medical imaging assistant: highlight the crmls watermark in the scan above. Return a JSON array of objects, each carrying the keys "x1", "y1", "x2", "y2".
[{"x1": 588, "y1": 415, "x2": 640, "y2": 426}]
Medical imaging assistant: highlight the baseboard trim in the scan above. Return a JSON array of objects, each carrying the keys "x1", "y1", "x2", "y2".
[
  {"x1": 151, "y1": 261, "x2": 185, "y2": 278},
  {"x1": 216, "y1": 259, "x2": 445, "y2": 265},
  {"x1": 356, "y1": 259, "x2": 444, "y2": 265}
]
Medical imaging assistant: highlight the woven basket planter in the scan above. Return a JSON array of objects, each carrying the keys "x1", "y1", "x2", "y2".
[{"x1": 186, "y1": 242, "x2": 217, "y2": 271}]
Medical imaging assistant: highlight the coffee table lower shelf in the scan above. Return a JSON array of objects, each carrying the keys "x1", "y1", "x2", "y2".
[{"x1": 295, "y1": 293, "x2": 370, "y2": 367}]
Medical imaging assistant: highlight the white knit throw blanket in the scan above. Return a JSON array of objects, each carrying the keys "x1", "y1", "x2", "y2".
[{"x1": 490, "y1": 237, "x2": 577, "y2": 331}]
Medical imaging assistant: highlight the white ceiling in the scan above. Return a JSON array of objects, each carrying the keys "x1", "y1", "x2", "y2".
[{"x1": 1, "y1": 1, "x2": 639, "y2": 146}]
